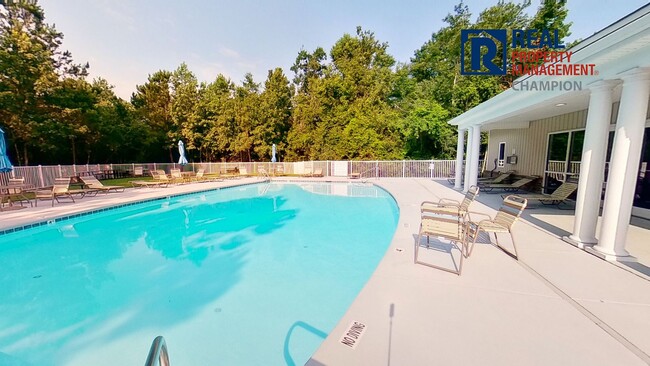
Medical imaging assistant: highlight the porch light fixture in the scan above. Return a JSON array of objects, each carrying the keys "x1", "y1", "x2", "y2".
[{"x1": 555, "y1": 103, "x2": 567, "y2": 107}]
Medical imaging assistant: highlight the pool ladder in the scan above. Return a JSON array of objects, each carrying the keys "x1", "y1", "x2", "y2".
[
  {"x1": 144, "y1": 336, "x2": 170, "y2": 366},
  {"x1": 259, "y1": 168, "x2": 271, "y2": 182}
]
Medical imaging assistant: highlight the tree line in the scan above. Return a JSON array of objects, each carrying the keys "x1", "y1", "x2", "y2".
[{"x1": 0, "y1": 0, "x2": 570, "y2": 165}]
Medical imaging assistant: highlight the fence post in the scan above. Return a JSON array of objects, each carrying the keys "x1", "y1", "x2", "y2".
[
  {"x1": 375, "y1": 161, "x2": 379, "y2": 179},
  {"x1": 38, "y1": 165, "x2": 45, "y2": 187},
  {"x1": 402, "y1": 160, "x2": 405, "y2": 178},
  {"x1": 73, "y1": 164, "x2": 77, "y2": 175},
  {"x1": 153, "y1": 162, "x2": 157, "y2": 171},
  {"x1": 58, "y1": 164, "x2": 62, "y2": 177}
]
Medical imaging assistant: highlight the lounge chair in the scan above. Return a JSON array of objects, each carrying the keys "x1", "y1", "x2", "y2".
[
  {"x1": 193, "y1": 168, "x2": 222, "y2": 182},
  {"x1": 80, "y1": 175, "x2": 125, "y2": 193},
  {"x1": 301, "y1": 168, "x2": 313, "y2": 177},
  {"x1": 34, "y1": 178, "x2": 91, "y2": 207},
  {"x1": 477, "y1": 171, "x2": 514, "y2": 185},
  {"x1": 311, "y1": 168, "x2": 323, "y2": 177},
  {"x1": 466, "y1": 195, "x2": 528, "y2": 259},
  {"x1": 480, "y1": 176, "x2": 536, "y2": 193},
  {"x1": 415, "y1": 201, "x2": 468, "y2": 275},
  {"x1": 4, "y1": 177, "x2": 33, "y2": 208},
  {"x1": 511, "y1": 182, "x2": 577, "y2": 209},
  {"x1": 153, "y1": 170, "x2": 177, "y2": 184},
  {"x1": 421, "y1": 185, "x2": 479, "y2": 221},
  {"x1": 130, "y1": 171, "x2": 169, "y2": 188},
  {"x1": 348, "y1": 172, "x2": 361, "y2": 179},
  {"x1": 130, "y1": 180, "x2": 169, "y2": 188},
  {"x1": 170, "y1": 169, "x2": 189, "y2": 184},
  {"x1": 239, "y1": 168, "x2": 252, "y2": 177}
]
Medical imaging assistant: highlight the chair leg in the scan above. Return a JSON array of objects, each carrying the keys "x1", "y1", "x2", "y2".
[
  {"x1": 493, "y1": 231, "x2": 518, "y2": 260},
  {"x1": 415, "y1": 230, "x2": 422, "y2": 264},
  {"x1": 467, "y1": 223, "x2": 480, "y2": 257}
]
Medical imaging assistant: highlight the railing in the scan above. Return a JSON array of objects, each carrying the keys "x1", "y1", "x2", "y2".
[
  {"x1": 3, "y1": 160, "x2": 463, "y2": 189},
  {"x1": 144, "y1": 336, "x2": 170, "y2": 366}
]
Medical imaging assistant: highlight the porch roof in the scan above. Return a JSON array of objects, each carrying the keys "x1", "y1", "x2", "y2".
[{"x1": 449, "y1": 4, "x2": 650, "y2": 131}]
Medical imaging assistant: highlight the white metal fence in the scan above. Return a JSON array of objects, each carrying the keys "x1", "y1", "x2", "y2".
[{"x1": 1, "y1": 160, "x2": 460, "y2": 189}]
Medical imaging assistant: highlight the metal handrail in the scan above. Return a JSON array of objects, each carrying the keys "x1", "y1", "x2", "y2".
[
  {"x1": 258, "y1": 167, "x2": 271, "y2": 181},
  {"x1": 144, "y1": 336, "x2": 170, "y2": 366}
]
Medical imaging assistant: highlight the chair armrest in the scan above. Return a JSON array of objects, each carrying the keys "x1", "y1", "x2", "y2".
[
  {"x1": 438, "y1": 198, "x2": 461, "y2": 205},
  {"x1": 465, "y1": 210, "x2": 492, "y2": 223}
]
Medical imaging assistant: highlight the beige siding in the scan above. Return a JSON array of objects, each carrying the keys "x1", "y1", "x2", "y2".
[
  {"x1": 484, "y1": 96, "x2": 649, "y2": 177},
  {"x1": 486, "y1": 110, "x2": 588, "y2": 176}
]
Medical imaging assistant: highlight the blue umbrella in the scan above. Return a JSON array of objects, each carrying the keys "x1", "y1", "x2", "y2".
[
  {"x1": 178, "y1": 140, "x2": 188, "y2": 166},
  {"x1": 271, "y1": 144, "x2": 277, "y2": 163},
  {"x1": 0, "y1": 127, "x2": 13, "y2": 173}
]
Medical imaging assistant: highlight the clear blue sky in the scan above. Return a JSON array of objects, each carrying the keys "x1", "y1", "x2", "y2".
[{"x1": 38, "y1": 0, "x2": 648, "y2": 99}]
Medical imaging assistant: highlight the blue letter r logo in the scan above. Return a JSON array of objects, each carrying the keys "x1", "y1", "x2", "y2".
[{"x1": 461, "y1": 29, "x2": 507, "y2": 75}]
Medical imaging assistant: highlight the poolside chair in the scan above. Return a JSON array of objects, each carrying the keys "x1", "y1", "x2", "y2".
[
  {"x1": 130, "y1": 180, "x2": 169, "y2": 188},
  {"x1": 466, "y1": 195, "x2": 528, "y2": 259},
  {"x1": 190, "y1": 168, "x2": 217, "y2": 182},
  {"x1": 415, "y1": 201, "x2": 468, "y2": 275},
  {"x1": 421, "y1": 185, "x2": 479, "y2": 222},
  {"x1": 129, "y1": 171, "x2": 170, "y2": 188},
  {"x1": 34, "y1": 178, "x2": 84, "y2": 207},
  {"x1": 153, "y1": 170, "x2": 177, "y2": 184},
  {"x1": 477, "y1": 171, "x2": 514, "y2": 185},
  {"x1": 170, "y1": 169, "x2": 188, "y2": 184},
  {"x1": 80, "y1": 175, "x2": 125, "y2": 193},
  {"x1": 480, "y1": 176, "x2": 536, "y2": 193},
  {"x1": 509, "y1": 182, "x2": 577, "y2": 209},
  {"x1": 4, "y1": 177, "x2": 33, "y2": 208},
  {"x1": 239, "y1": 167, "x2": 251, "y2": 177},
  {"x1": 301, "y1": 168, "x2": 313, "y2": 177},
  {"x1": 311, "y1": 168, "x2": 324, "y2": 177}
]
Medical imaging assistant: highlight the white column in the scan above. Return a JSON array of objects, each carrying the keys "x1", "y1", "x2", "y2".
[
  {"x1": 593, "y1": 69, "x2": 650, "y2": 260},
  {"x1": 454, "y1": 129, "x2": 466, "y2": 189},
  {"x1": 468, "y1": 125, "x2": 481, "y2": 188},
  {"x1": 566, "y1": 80, "x2": 618, "y2": 248},
  {"x1": 463, "y1": 126, "x2": 474, "y2": 192}
]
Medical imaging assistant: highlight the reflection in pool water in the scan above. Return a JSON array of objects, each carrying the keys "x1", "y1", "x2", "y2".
[{"x1": 0, "y1": 183, "x2": 398, "y2": 366}]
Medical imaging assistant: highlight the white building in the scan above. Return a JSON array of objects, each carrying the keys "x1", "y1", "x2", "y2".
[{"x1": 449, "y1": 4, "x2": 650, "y2": 262}]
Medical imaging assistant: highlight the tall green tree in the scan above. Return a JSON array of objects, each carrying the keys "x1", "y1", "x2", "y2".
[
  {"x1": 171, "y1": 63, "x2": 199, "y2": 162},
  {"x1": 0, "y1": 0, "x2": 87, "y2": 164},
  {"x1": 256, "y1": 68, "x2": 292, "y2": 161},
  {"x1": 131, "y1": 70, "x2": 173, "y2": 162}
]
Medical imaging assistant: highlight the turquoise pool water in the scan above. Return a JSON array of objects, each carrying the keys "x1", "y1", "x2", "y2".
[{"x1": 0, "y1": 182, "x2": 399, "y2": 366}]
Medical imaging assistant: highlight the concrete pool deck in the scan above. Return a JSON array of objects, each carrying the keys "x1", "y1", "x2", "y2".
[{"x1": 1, "y1": 178, "x2": 649, "y2": 365}]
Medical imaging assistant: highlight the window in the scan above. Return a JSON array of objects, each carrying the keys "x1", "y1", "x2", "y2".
[{"x1": 545, "y1": 130, "x2": 584, "y2": 193}]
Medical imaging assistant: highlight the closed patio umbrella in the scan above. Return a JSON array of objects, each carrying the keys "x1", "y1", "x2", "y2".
[
  {"x1": 0, "y1": 127, "x2": 13, "y2": 173},
  {"x1": 178, "y1": 140, "x2": 188, "y2": 166},
  {"x1": 271, "y1": 144, "x2": 277, "y2": 163}
]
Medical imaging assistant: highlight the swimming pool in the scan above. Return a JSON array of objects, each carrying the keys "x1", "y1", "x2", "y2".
[{"x1": 0, "y1": 182, "x2": 399, "y2": 365}]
